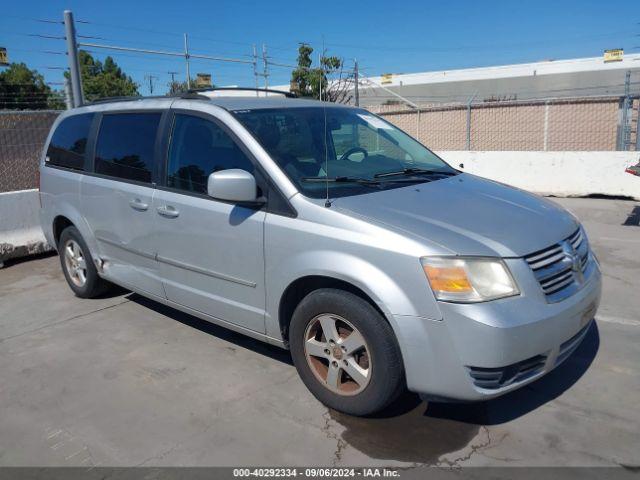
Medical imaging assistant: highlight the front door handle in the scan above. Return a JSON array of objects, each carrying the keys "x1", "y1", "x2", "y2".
[
  {"x1": 129, "y1": 198, "x2": 149, "y2": 211},
  {"x1": 156, "y1": 205, "x2": 180, "y2": 218}
]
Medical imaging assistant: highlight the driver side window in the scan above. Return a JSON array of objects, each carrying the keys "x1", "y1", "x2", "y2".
[{"x1": 166, "y1": 114, "x2": 254, "y2": 194}]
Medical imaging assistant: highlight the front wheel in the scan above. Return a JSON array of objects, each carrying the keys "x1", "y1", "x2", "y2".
[{"x1": 289, "y1": 289, "x2": 405, "y2": 416}]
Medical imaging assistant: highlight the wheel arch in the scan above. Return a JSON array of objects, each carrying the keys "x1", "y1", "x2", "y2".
[
  {"x1": 278, "y1": 275, "x2": 389, "y2": 345},
  {"x1": 52, "y1": 215, "x2": 75, "y2": 247}
]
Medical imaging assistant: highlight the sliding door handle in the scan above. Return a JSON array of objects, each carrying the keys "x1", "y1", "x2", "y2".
[{"x1": 156, "y1": 205, "x2": 180, "y2": 218}]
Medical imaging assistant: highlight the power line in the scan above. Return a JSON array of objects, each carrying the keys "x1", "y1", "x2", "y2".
[
  {"x1": 27, "y1": 34, "x2": 66, "y2": 40},
  {"x1": 0, "y1": 48, "x2": 65, "y2": 56},
  {"x1": 77, "y1": 42, "x2": 254, "y2": 65}
]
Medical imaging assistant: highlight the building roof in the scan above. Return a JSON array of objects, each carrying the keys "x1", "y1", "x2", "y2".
[{"x1": 271, "y1": 54, "x2": 640, "y2": 106}]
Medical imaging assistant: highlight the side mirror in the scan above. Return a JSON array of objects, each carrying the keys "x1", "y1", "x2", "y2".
[{"x1": 207, "y1": 169, "x2": 263, "y2": 204}]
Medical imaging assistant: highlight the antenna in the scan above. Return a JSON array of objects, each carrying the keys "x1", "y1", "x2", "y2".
[
  {"x1": 321, "y1": 55, "x2": 330, "y2": 208},
  {"x1": 323, "y1": 104, "x2": 330, "y2": 208}
]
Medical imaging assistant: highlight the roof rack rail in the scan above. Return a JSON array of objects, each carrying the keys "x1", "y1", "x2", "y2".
[
  {"x1": 86, "y1": 96, "x2": 143, "y2": 105},
  {"x1": 187, "y1": 87, "x2": 297, "y2": 98},
  {"x1": 85, "y1": 95, "x2": 176, "y2": 105},
  {"x1": 83, "y1": 87, "x2": 293, "y2": 106}
]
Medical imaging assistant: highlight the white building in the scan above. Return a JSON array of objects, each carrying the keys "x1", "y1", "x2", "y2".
[{"x1": 270, "y1": 53, "x2": 640, "y2": 106}]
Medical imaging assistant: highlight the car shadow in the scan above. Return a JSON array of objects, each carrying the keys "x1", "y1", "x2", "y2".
[
  {"x1": 623, "y1": 206, "x2": 640, "y2": 226},
  {"x1": 425, "y1": 321, "x2": 600, "y2": 425},
  {"x1": 126, "y1": 292, "x2": 293, "y2": 366}
]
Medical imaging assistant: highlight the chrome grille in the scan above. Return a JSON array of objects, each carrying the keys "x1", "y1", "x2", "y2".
[{"x1": 524, "y1": 228, "x2": 590, "y2": 303}]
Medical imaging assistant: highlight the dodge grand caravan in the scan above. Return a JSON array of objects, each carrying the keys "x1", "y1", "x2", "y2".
[{"x1": 39, "y1": 89, "x2": 602, "y2": 416}]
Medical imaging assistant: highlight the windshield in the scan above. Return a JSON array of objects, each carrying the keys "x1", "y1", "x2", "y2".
[{"x1": 233, "y1": 106, "x2": 458, "y2": 199}]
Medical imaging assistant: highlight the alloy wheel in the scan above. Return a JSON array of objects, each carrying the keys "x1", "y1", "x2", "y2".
[
  {"x1": 303, "y1": 314, "x2": 371, "y2": 396},
  {"x1": 63, "y1": 239, "x2": 87, "y2": 287}
]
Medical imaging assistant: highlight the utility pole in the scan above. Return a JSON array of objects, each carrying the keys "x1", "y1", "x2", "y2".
[
  {"x1": 63, "y1": 10, "x2": 84, "y2": 107},
  {"x1": 145, "y1": 74, "x2": 158, "y2": 95},
  {"x1": 354, "y1": 59, "x2": 359, "y2": 107},
  {"x1": 184, "y1": 33, "x2": 191, "y2": 90},
  {"x1": 252, "y1": 44, "x2": 259, "y2": 95},
  {"x1": 63, "y1": 77, "x2": 73, "y2": 109},
  {"x1": 168, "y1": 71, "x2": 179, "y2": 83},
  {"x1": 262, "y1": 44, "x2": 269, "y2": 92}
]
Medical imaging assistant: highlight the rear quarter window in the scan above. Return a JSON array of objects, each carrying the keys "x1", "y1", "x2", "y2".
[
  {"x1": 95, "y1": 112, "x2": 161, "y2": 183},
  {"x1": 46, "y1": 113, "x2": 94, "y2": 171}
]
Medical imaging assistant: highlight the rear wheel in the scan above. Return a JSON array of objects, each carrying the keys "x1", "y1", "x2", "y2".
[
  {"x1": 59, "y1": 226, "x2": 110, "y2": 298},
  {"x1": 289, "y1": 288, "x2": 405, "y2": 416}
]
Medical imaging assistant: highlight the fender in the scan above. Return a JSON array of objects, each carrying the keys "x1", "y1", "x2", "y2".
[{"x1": 265, "y1": 249, "x2": 443, "y2": 341}]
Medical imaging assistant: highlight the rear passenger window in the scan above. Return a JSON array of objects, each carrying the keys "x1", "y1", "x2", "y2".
[
  {"x1": 46, "y1": 113, "x2": 94, "y2": 170},
  {"x1": 95, "y1": 113, "x2": 161, "y2": 183},
  {"x1": 166, "y1": 114, "x2": 254, "y2": 194}
]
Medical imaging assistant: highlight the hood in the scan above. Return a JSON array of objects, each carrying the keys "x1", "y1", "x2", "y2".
[{"x1": 331, "y1": 173, "x2": 579, "y2": 257}]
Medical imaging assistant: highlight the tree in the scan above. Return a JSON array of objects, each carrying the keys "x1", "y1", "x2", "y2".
[
  {"x1": 167, "y1": 79, "x2": 190, "y2": 95},
  {"x1": 0, "y1": 63, "x2": 64, "y2": 110},
  {"x1": 67, "y1": 51, "x2": 139, "y2": 101},
  {"x1": 290, "y1": 44, "x2": 353, "y2": 103}
]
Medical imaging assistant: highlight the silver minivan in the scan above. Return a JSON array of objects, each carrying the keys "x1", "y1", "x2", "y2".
[{"x1": 39, "y1": 89, "x2": 602, "y2": 416}]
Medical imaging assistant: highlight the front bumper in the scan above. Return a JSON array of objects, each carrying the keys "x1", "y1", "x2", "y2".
[{"x1": 393, "y1": 258, "x2": 602, "y2": 401}]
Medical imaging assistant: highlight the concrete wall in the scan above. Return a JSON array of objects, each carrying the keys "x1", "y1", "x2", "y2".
[
  {"x1": 438, "y1": 151, "x2": 640, "y2": 200},
  {"x1": 0, "y1": 189, "x2": 52, "y2": 265}
]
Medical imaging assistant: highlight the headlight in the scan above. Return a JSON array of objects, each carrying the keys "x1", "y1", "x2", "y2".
[{"x1": 421, "y1": 256, "x2": 519, "y2": 303}]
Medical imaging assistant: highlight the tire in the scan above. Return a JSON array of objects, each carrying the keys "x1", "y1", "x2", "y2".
[
  {"x1": 289, "y1": 288, "x2": 405, "y2": 416},
  {"x1": 58, "y1": 226, "x2": 110, "y2": 298}
]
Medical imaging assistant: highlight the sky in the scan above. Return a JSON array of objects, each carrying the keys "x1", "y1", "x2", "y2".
[{"x1": 1, "y1": 0, "x2": 638, "y2": 95}]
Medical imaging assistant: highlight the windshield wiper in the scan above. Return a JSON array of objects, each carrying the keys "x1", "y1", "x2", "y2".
[
  {"x1": 301, "y1": 176, "x2": 381, "y2": 185},
  {"x1": 374, "y1": 168, "x2": 457, "y2": 178}
]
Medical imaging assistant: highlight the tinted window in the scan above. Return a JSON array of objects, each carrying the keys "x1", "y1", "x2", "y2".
[
  {"x1": 46, "y1": 113, "x2": 94, "y2": 170},
  {"x1": 95, "y1": 113, "x2": 161, "y2": 183},
  {"x1": 167, "y1": 114, "x2": 254, "y2": 194}
]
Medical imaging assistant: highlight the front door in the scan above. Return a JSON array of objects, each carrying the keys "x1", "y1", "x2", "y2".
[{"x1": 153, "y1": 112, "x2": 266, "y2": 332}]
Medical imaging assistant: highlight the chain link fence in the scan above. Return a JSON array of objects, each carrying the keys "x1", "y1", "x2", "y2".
[
  {"x1": 0, "y1": 93, "x2": 638, "y2": 194},
  {"x1": 0, "y1": 110, "x2": 61, "y2": 193},
  {"x1": 370, "y1": 96, "x2": 639, "y2": 152}
]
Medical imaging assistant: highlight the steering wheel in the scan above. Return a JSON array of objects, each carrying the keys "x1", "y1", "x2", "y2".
[{"x1": 339, "y1": 147, "x2": 368, "y2": 162}]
